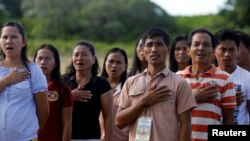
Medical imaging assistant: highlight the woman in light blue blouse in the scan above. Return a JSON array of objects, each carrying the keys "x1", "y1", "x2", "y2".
[{"x1": 0, "y1": 21, "x2": 49, "y2": 141}]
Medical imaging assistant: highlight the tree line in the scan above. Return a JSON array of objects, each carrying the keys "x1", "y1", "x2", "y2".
[{"x1": 1, "y1": 0, "x2": 250, "y2": 42}]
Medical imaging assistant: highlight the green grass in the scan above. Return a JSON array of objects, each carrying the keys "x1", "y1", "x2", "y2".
[
  {"x1": 28, "y1": 38, "x2": 136, "y2": 73},
  {"x1": 174, "y1": 15, "x2": 216, "y2": 34},
  {"x1": 28, "y1": 39, "x2": 135, "y2": 57}
]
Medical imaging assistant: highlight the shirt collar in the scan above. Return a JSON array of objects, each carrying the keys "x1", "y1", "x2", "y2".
[
  {"x1": 143, "y1": 66, "x2": 170, "y2": 77},
  {"x1": 113, "y1": 83, "x2": 122, "y2": 96},
  {"x1": 182, "y1": 64, "x2": 216, "y2": 78}
]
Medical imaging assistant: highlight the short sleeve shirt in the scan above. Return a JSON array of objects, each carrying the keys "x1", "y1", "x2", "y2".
[
  {"x1": 177, "y1": 65, "x2": 236, "y2": 141},
  {"x1": 38, "y1": 80, "x2": 73, "y2": 141},
  {"x1": 62, "y1": 74, "x2": 111, "y2": 139},
  {"x1": 229, "y1": 65, "x2": 250, "y2": 124},
  {"x1": 0, "y1": 63, "x2": 47, "y2": 141},
  {"x1": 118, "y1": 67, "x2": 196, "y2": 141}
]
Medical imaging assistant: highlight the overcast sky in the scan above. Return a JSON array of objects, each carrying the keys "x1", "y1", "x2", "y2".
[{"x1": 150, "y1": 0, "x2": 227, "y2": 16}]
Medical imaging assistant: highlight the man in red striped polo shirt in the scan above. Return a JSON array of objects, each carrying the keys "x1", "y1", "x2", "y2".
[{"x1": 177, "y1": 28, "x2": 236, "y2": 141}]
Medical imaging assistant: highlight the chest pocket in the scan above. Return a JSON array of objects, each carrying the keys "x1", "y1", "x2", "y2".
[
  {"x1": 129, "y1": 87, "x2": 145, "y2": 96},
  {"x1": 129, "y1": 77, "x2": 147, "y2": 96}
]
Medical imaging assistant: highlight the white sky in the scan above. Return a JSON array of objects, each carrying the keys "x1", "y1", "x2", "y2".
[{"x1": 150, "y1": 0, "x2": 227, "y2": 16}]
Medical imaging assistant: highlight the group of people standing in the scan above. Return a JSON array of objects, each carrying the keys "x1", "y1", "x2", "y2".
[{"x1": 0, "y1": 21, "x2": 249, "y2": 141}]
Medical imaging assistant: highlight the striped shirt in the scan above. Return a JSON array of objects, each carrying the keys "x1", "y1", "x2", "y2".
[
  {"x1": 119, "y1": 67, "x2": 196, "y2": 141},
  {"x1": 177, "y1": 65, "x2": 236, "y2": 141}
]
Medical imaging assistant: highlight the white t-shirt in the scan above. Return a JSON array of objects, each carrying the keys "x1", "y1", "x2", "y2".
[{"x1": 231, "y1": 65, "x2": 250, "y2": 124}]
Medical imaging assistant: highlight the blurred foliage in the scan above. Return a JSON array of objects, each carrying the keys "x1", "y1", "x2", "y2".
[
  {"x1": 173, "y1": 14, "x2": 234, "y2": 37},
  {"x1": 217, "y1": 0, "x2": 250, "y2": 33},
  {"x1": 19, "y1": 0, "x2": 177, "y2": 42},
  {"x1": 28, "y1": 38, "x2": 135, "y2": 58},
  {"x1": 1, "y1": 0, "x2": 250, "y2": 57},
  {"x1": 174, "y1": 15, "x2": 215, "y2": 37},
  {"x1": 0, "y1": 0, "x2": 22, "y2": 17},
  {"x1": 26, "y1": 38, "x2": 135, "y2": 73}
]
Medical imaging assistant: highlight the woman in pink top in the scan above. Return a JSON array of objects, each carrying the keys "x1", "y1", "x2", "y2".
[{"x1": 101, "y1": 47, "x2": 129, "y2": 141}]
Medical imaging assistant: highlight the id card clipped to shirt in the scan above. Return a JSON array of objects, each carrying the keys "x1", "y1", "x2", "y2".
[{"x1": 135, "y1": 117, "x2": 152, "y2": 141}]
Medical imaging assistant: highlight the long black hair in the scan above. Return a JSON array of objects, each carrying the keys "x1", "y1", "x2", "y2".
[
  {"x1": 65, "y1": 40, "x2": 100, "y2": 78},
  {"x1": 33, "y1": 44, "x2": 63, "y2": 87},
  {"x1": 169, "y1": 34, "x2": 191, "y2": 72},
  {"x1": 33, "y1": 44, "x2": 69, "y2": 99},
  {"x1": 0, "y1": 21, "x2": 30, "y2": 70},
  {"x1": 129, "y1": 35, "x2": 145, "y2": 77},
  {"x1": 101, "y1": 47, "x2": 128, "y2": 87}
]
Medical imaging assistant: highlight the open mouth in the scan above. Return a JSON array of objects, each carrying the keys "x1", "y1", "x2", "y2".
[
  {"x1": 111, "y1": 69, "x2": 117, "y2": 73},
  {"x1": 76, "y1": 62, "x2": 84, "y2": 66},
  {"x1": 6, "y1": 46, "x2": 14, "y2": 51},
  {"x1": 40, "y1": 67, "x2": 47, "y2": 70}
]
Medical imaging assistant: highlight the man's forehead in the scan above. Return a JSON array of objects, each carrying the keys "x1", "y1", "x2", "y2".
[
  {"x1": 145, "y1": 36, "x2": 164, "y2": 43},
  {"x1": 192, "y1": 37, "x2": 211, "y2": 44},
  {"x1": 192, "y1": 33, "x2": 211, "y2": 40}
]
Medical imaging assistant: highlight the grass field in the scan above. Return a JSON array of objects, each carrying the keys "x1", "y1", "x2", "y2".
[
  {"x1": 28, "y1": 39, "x2": 135, "y2": 74},
  {"x1": 29, "y1": 39, "x2": 170, "y2": 75}
]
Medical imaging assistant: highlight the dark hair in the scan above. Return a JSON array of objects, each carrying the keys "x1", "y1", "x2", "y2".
[
  {"x1": 214, "y1": 28, "x2": 240, "y2": 48},
  {"x1": 169, "y1": 34, "x2": 191, "y2": 72},
  {"x1": 129, "y1": 35, "x2": 146, "y2": 77},
  {"x1": 33, "y1": 43, "x2": 62, "y2": 84},
  {"x1": 0, "y1": 21, "x2": 30, "y2": 69},
  {"x1": 33, "y1": 44, "x2": 68, "y2": 99},
  {"x1": 65, "y1": 40, "x2": 100, "y2": 77},
  {"x1": 235, "y1": 30, "x2": 250, "y2": 50},
  {"x1": 101, "y1": 47, "x2": 128, "y2": 87},
  {"x1": 142, "y1": 27, "x2": 170, "y2": 47},
  {"x1": 187, "y1": 27, "x2": 216, "y2": 49}
]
